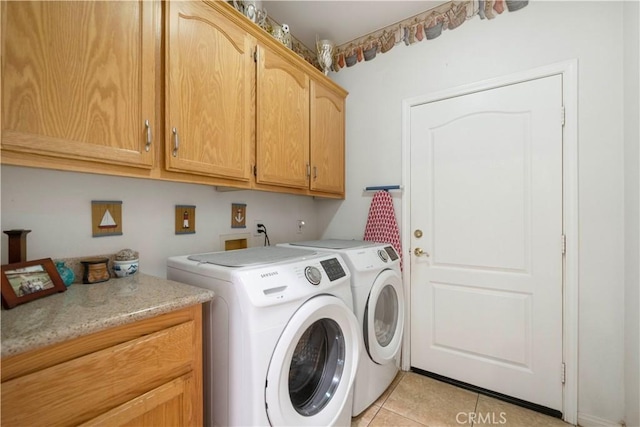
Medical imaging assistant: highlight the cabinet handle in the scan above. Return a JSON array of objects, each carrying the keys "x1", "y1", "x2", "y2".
[
  {"x1": 306, "y1": 163, "x2": 311, "y2": 178},
  {"x1": 313, "y1": 166, "x2": 317, "y2": 180},
  {"x1": 172, "y1": 127, "x2": 179, "y2": 157},
  {"x1": 145, "y1": 119, "x2": 152, "y2": 152}
]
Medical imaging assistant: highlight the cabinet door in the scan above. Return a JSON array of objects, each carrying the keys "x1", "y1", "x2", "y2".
[
  {"x1": 80, "y1": 374, "x2": 196, "y2": 427},
  {"x1": 256, "y1": 44, "x2": 310, "y2": 189},
  {"x1": 166, "y1": 1, "x2": 253, "y2": 181},
  {"x1": 1, "y1": 1, "x2": 156, "y2": 168},
  {"x1": 310, "y1": 80, "x2": 345, "y2": 195}
]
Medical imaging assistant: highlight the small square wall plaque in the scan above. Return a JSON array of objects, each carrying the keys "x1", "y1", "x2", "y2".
[
  {"x1": 92, "y1": 201, "x2": 123, "y2": 237},
  {"x1": 176, "y1": 205, "x2": 196, "y2": 234},
  {"x1": 231, "y1": 203, "x2": 246, "y2": 228}
]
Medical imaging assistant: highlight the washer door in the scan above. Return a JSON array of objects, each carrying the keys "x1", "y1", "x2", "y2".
[
  {"x1": 265, "y1": 295, "x2": 360, "y2": 426},
  {"x1": 364, "y1": 269, "x2": 405, "y2": 364}
]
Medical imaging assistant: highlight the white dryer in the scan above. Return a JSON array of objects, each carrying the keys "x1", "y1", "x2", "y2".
[
  {"x1": 167, "y1": 246, "x2": 360, "y2": 427},
  {"x1": 281, "y1": 240, "x2": 405, "y2": 416}
]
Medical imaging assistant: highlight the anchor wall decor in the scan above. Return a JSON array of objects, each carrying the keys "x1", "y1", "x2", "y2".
[{"x1": 231, "y1": 203, "x2": 247, "y2": 229}]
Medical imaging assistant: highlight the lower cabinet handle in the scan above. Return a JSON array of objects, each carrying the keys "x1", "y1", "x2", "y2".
[
  {"x1": 144, "y1": 119, "x2": 152, "y2": 152},
  {"x1": 313, "y1": 166, "x2": 317, "y2": 180},
  {"x1": 172, "y1": 127, "x2": 179, "y2": 157}
]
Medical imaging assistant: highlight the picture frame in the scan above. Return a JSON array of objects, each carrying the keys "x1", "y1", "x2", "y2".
[{"x1": 1, "y1": 258, "x2": 67, "y2": 309}]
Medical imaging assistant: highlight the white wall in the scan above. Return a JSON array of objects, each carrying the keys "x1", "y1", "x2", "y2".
[
  {"x1": 624, "y1": 1, "x2": 640, "y2": 426},
  {"x1": 319, "y1": 1, "x2": 628, "y2": 424},
  {"x1": 0, "y1": 166, "x2": 321, "y2": 278}
]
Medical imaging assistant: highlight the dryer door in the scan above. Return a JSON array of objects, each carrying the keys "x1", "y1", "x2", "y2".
[
  {"x1": 265, "y1": 295, "x2": 359, "y2": 426},
  {"x1": 365, "y1": 269, "x2": 405, "y2": 364}
]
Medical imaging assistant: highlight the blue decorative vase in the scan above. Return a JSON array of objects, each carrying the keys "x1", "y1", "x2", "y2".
[{"x1": 55, "y1": 261, "x2": 75, "y2": 286}]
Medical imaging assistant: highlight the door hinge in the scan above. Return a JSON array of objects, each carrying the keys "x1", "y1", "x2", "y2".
[
  {"x1": 561, "y1": 362, "x2": 566, "y2": 384},
  {"x1": 561, "y1": 234, "x2": 566, "y2": 255},
  {"x1": 561, "y1": 106, "x2": 565, "y2": 126}
]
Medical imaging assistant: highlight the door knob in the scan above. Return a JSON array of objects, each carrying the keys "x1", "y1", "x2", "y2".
[{"x1": 414, "y1": 247, "x2": 430, "y2": 257}]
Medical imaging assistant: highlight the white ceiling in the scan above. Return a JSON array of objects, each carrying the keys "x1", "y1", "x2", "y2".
[{"x1": 263, "y1": 1, "x2": 447, "y2": 49}]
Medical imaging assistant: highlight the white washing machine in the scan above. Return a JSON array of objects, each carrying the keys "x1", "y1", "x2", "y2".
[
  {"x1": 167, "y1": 246, "x2": 360, "y2": 427},
  {"x1": 280, "y1": 240, "x2": 405, "y2": 416}
]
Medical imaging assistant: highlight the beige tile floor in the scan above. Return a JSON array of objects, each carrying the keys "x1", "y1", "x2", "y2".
[{"x1": 351, "y1": 371, "x2": 574, "y2": 427}]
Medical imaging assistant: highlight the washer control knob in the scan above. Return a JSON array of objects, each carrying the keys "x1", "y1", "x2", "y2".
[
  {"x1": 304, "y1": 266, "x2": 322, "y2": 285},
  {"x1": 377, "y1": 249, "x2": 389, "y2": 262}
]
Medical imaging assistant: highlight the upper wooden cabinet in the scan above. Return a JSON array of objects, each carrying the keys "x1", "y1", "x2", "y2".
[
  {"x1": 1, "y1": 1, "x2": 156, "y2": 169},
  {"x1": 254, "y1": 42, "x2": 347, "y2": 197},
  {"x1": 256, "y1": 43, "x2": 310, "y2": 189},
  {"x1": 165, "y1": 1, "x2": 254, "y2": 181},
  {"x1": 1, "y1": 0, "x2": 347, "y2": 198},
  {"x1": 310, "y1": 79, "x2": 346, "y2": 195}
]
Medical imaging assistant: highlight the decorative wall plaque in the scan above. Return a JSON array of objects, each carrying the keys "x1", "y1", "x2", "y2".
[
  {"x1": 92, "y1": 201, "x2": 122, "y2": 237},
  {"x1": 231, "y1": 203, "x2": 247, "y2": 229},
  {"x1": 175, "y1": 205, "x2": 196, "y2": 235}
]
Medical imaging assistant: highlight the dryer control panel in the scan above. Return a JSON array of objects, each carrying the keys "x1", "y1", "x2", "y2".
[
  {"x1": 377, "y1": 249, "x2": 389, "y2": 262},
  {"x1": 343, "y1": 246, "x2": 401, "y2": 273},
  {"x1": 384, "y1": 246, "x2": 399, "y2": 261}
]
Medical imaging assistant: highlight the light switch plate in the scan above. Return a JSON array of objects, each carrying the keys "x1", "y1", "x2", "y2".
[{"x1": 175, "y1": 205, "x2": 196, "y2": 234}]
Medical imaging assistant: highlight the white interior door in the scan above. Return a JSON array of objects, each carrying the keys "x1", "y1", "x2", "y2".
[{"x1": 409, "y1": 75, "x2": 564, "y2": 411}]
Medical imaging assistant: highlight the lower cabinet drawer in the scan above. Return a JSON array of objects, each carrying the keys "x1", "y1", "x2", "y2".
[
  {"x1": 80, "y1": 373, "x2": 196, "y2": 427},
  {"x1": 1, "y1": 320, "x2": 195, "y2": 426}
]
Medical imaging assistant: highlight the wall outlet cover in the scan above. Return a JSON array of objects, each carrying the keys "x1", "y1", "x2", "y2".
[{"x1": 253, "y1": 220, "x2": 263, "y2": 237}]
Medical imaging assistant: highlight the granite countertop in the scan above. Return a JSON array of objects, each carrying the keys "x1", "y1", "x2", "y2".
[{"x1": 0, "y1": 273, "x2": 215, "y2": 358}]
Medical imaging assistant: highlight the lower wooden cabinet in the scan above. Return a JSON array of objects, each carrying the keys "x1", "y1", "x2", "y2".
[{"x1": 1, "y1": 305, "x2": 203, "y2": 427}]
